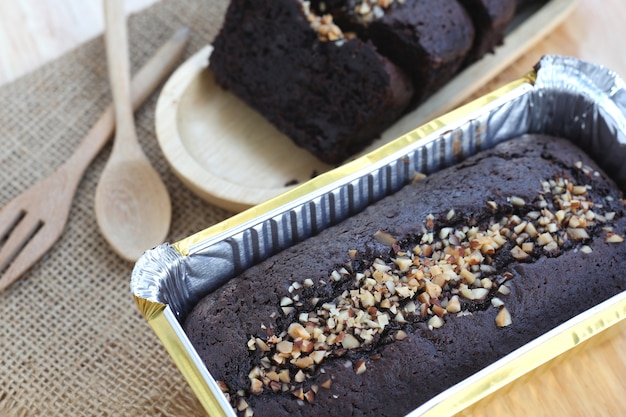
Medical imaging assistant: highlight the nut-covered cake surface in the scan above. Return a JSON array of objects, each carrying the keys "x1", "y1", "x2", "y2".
[{"x1": 183, "y1": 135, "x2": 626, "y2": 417}]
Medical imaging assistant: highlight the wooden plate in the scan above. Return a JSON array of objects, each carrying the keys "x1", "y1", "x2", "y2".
[{"x1": 155, "y1": 0, "x2": 577, "y2": 213}]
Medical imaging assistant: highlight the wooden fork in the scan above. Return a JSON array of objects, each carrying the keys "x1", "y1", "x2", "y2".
[{"x1": 0, "y1": 27, "x2": 189, "y2": 292}]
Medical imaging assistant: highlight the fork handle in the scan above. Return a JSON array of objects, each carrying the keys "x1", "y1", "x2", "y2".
[{"x1": 61, "y1": 27, "x2": 189, "y2": 179}]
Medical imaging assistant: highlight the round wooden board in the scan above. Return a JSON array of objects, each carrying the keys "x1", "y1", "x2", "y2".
[{"x1": 155, "y1": 45, "x2": 333, "y2": 213}]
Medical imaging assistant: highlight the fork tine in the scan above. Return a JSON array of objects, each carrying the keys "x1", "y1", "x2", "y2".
[
  {"x1": 0, "y1": 211, "x2": 41, "y2": 269},
  {"x1": 0, "y1": 203, "x2": 25, "y2": 242},
  {"x1": 0, "y1": 211, "x2": 43, "y2": 290},
  {"x1": 0, "y1": 225, "x2": 57, "y2": 292}
]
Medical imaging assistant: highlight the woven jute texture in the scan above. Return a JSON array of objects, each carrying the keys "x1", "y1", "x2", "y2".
[{"x1": 0, "y1": 0, "x2": 231, "y2": 415}]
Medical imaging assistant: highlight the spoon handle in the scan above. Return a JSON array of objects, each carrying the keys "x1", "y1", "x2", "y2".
[
  {"x1": 104, "y1": 0, "x2": 139, "y2": 153},
  {"x1": 63, "y1": 27, "x2": 189, "y2": 179}
]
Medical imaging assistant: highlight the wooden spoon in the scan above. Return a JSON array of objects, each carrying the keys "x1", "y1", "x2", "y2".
[{"x1": 95, "y1": 0, "x2": 171, "y2": 261}]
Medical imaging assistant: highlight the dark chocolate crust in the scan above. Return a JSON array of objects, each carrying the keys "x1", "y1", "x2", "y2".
[
  {"x1": 458, "y1": 0, "x2": 517, "y2": 64},
  {"x1": 515, "y1": 0, "x2": 549, "y2": 10},
  {"x1": 184, "y1": 135, "x2": 626, "y2": 417},
  {"x1": 367, "y1": 0, "x2": 475, "y2": 103},
  {"x1": 209, "y1": 0, "x2": 413, "y2": 164}
]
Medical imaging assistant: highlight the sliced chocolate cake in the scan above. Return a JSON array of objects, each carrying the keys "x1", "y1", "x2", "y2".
[
  {"x1": 209, "y1": 0, "x2": 526, "y2": 164},
  {"x1": 311, "y1": 0, "x2": 476, "y2": 104},
  {"x1": 354, "y1": 0, "x2": 476, "y2": 103},
  {"x1": 458, "y1": 0, "x2": 517, "y2": 64},
  {"x1": 209, "y1": 0, "x2": 414, "y2": 164}
]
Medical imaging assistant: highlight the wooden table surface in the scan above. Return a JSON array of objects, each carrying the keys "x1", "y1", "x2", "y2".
[{"x1": 0, "y1": 1, "x2": 624, "y2": 416}]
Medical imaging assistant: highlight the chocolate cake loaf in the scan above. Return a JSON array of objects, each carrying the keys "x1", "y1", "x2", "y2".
[
  {"x1": 184, "y1": 135, "x2": 626, "y2": 417},
  {"x1": 209, "y1": 0, "x2": 414, "y2": 164}
]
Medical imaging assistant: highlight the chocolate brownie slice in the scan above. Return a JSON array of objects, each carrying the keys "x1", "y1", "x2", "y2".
[{"x1": 209, "y1": 0, "x2": 414, "y2": 164}]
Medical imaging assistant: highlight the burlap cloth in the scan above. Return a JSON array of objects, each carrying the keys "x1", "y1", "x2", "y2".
[{"x1": 0, "y1": 0, "x2": 235, "y2": 415}]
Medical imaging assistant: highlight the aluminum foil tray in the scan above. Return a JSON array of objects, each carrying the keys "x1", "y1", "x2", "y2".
[{"x1": 131, "y1": 55, "x2": 626, "y2": 417}]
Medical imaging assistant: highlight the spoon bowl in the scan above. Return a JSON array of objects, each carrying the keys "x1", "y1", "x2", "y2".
[
  {"x1": 95, "y1": 155, "x2": 170, "y2": 261},
  {"x1": 95, "y1": 0, "x2": 171, "y2": 261}
]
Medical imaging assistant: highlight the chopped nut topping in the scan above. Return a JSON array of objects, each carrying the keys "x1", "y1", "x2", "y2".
[
  {"x1": 351, "y1": 0, "x2": 405, "y2": 24},
  {"x1": 508, "y1": 196, "x2": 526, "y2": 207},
  {"x1": 606, "y1": 232, "x2": 624, "y2": 243},
  {"x1": 301, "y1": 0, "x2": 405, "y2": 43},
  {"x1": 495, "y1": 307, "x2": 512, "y2": 327},
  {"x1": 236, "y1": 398, "x2": 249, "y2": 412},
  {"x1": 498, "y1": 285, "x2": 511, "y2": 296},
  {"x1": 320, "y1": 378, "x2": 332, "y2": 389},
  {"x1": 354, "y1": 360, "x2": 367, "y2": 375},
  {"x1": 428, "y1": 315, "x2": 444, "y2": 329},
  {"x1": 491, "y1": 297, "x2": 505, "y2": 308},
  {"x1": 373, "y1": 230, "x2": 398, "y2": 246},
  {"x1": 412, "y1": 172, "x2": 427, "y2": 183},
  {"x1": 218, "y1": 380, "x2": 230, "y2": 393},
  {"x1": 300, "y1": 1, "x2": 344, "y2": 42},
  {"x1": 304, "y1": 389, "x2": 315, "y2": 403},
  {"x1": 395, "y1": 330, "x2": 408, "y2": 340},
  {"x1": 510, "y1": 245, "x2": 529, "y2": 260}
]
